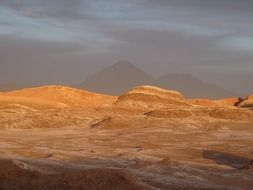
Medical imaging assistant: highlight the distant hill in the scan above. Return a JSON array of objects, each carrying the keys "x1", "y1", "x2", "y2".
[
  {"x1": 156, "y1": 73, "x2": 235, "y2": 99},
  {"x1": 1, "y1": 85, "x2": 116, "y2": 108},
  {"x1": 78, "y1": 61, "x2": 235, "y2": 99},
  {"x1": 78, "y1": 61, "x2": 154, "y2": 95}
]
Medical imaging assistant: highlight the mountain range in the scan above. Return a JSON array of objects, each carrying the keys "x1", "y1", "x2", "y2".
[{"x1": 78, "y1": 61, "x2": 235, "y2": 99}]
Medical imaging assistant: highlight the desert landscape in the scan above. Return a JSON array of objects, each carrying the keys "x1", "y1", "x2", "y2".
[
  {"x1": 0, "y1": 85, "x2": 252, "y2": 190},
  {"x1": 1, "y1": 1, "x2": 253, "y2": 189}
]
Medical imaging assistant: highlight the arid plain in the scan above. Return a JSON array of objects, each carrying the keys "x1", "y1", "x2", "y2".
[{"x1": 0, "y1": 85, "x2": 253, "y2": 190}]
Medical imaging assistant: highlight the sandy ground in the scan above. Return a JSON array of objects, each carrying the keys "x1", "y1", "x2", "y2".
[
  {"x1": 0, "y1": 85, "x2": 253, "y2": 189},
  {"x1": 0, "y1": 120, "x2": 253, "y2": 190}
]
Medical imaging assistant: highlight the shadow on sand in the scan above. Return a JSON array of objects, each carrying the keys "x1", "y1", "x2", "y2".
[{"x1": 202, "y1": 150, "x2": 252, "y2": 169}]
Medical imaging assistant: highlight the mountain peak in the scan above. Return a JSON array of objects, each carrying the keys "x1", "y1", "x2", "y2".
[
  {"x1": 109, "y1": 60, "x2": 140, "y2": 72},
  {"x1": 78, "y1": 61, "x2": 154, "y2": 95},
  {"x1": 113, "y1": 60, "x2": 133, "y2": 67}
]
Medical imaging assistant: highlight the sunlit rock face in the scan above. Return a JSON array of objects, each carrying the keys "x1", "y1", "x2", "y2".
[
  {"x1": 114, "y1": 85, "x2": 191, "y2": 109},
  {"x1": 0, "y1": 85, "x2": 117, "y2": 109}
]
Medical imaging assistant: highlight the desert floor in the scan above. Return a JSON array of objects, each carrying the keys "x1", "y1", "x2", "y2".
[
  {"x1": 0, "y1": 85, "x2": 252, "y2": 190},
  {"x1": 1, "y1": 121, "x2": 253, "y2": 190}
]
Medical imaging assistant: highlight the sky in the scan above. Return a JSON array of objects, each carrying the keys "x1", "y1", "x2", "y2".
[{"x1": 0, "y1": 0, "x2": 252, "y2": 94}]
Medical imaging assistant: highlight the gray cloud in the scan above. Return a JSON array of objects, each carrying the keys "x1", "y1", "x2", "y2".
[
  {"x1": 0, "y1": 0, "x2": 252, "y2": 94},
  {"x1": 0, "y1": 0, "x2": 86, "y2": 20},
  {"x1": 1, "y1": 0, "x2": 253, "y2": 38},
  {"x1": 144, "y1": 0, "x2": 253, "y2": 12}
]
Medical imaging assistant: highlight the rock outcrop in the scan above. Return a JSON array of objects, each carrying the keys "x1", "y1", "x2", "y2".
[
  {"x1": 238, "y1": 95, "x2": 253, "y2": 109},
  {"x1": 115, "y1": 85, "x2": 190, "y2": 109}
]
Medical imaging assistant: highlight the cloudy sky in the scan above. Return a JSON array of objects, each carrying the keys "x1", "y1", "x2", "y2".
[{"x1": 0, "y1": 0, "x2": 252, "y2": 92}]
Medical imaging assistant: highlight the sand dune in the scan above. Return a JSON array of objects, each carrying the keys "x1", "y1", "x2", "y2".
[
  {"x1": 0, "y1": 86, "x2": 117, "y2": 128},
  {"x1": 1, "y1": 85, "x2": 117, "y2": 108}
]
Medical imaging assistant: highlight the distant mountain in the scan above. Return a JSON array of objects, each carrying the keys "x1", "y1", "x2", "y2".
[
  {"x1": 196, "y1": 72, "x2": 253, "y2": 97},
  {"x1": 78, "y1": 61, "x2": 235, "y2": 98},
  {"x1": 156, "y1": 73, "x2": 235, "y2": 99},
  {"x1": 78, "y1": 61, "x2": 154, "y2": 95}
]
